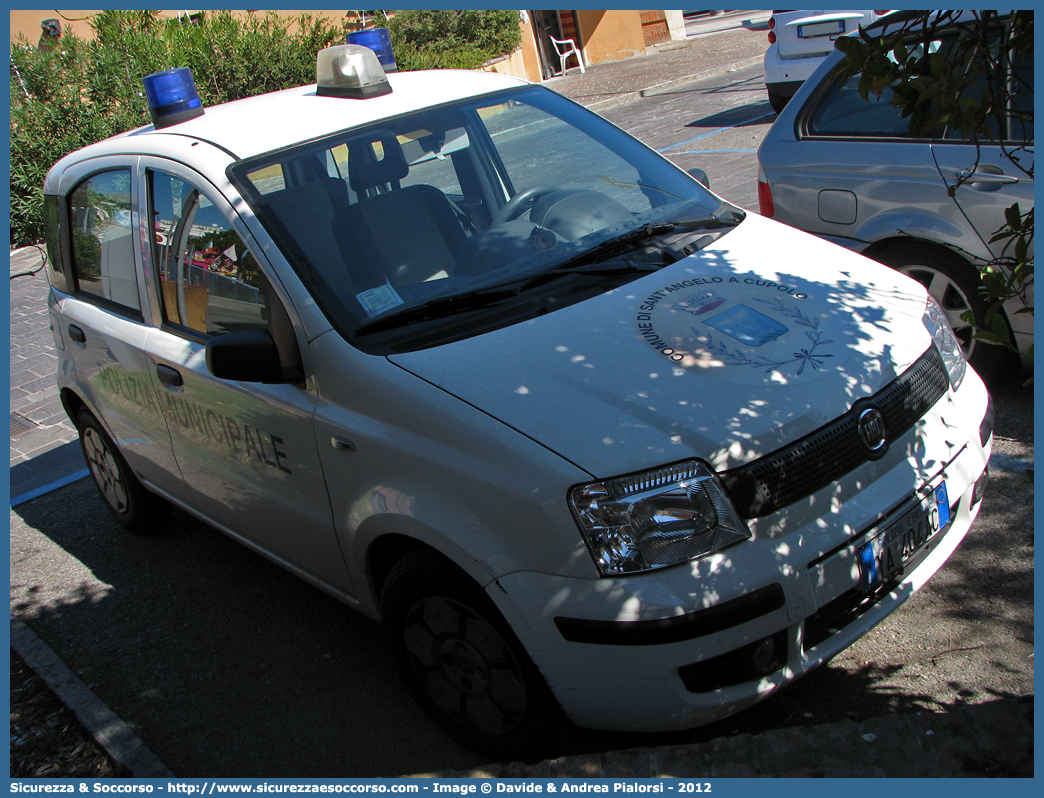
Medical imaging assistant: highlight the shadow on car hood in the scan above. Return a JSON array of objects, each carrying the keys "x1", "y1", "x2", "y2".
[{"x1": 389, "y1": 215, "x2": 933, "y2": 477}]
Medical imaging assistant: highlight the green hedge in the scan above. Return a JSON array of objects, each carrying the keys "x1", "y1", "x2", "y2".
[
  {"x1": 9, "y1": 9, "x2": 523, "y2": 247},
  {"x1": 9, "y1": 10, "x2": 342, "y2": 247},
  {"x1": 386, "y1": 10, "x2": 523, "y2": 71}
]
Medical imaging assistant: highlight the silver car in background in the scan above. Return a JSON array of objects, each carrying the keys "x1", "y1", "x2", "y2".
[{"x1": 757, "y1": 12, "x2": 1033, "y2": 380}]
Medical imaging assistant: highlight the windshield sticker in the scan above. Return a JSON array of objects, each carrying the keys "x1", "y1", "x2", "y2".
[
  {"x1": 634, "y1": 275, "x2": 841, "y2": 382},
  {"x1": 357, "y1": 281, "x2": 404, "y2": 318}
]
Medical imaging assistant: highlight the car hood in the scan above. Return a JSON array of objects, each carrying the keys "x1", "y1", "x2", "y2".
[{"x1": 389, "y1": 215, "x2": 934, "y2": 478}]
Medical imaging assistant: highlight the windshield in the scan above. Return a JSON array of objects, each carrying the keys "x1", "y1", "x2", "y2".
[{"x1": 230, "y1": 85, "x2": 741, "y2": 353}]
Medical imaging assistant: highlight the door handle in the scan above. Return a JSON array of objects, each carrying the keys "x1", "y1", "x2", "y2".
[
  {"x1": 68, "y1": 324, "x2": 86, "y2": 344},
  {"x1": 955, "y1": 169, "x2": 1019, "y2": 186},
  {"x1": 156, "y1": 364, "x2": 184, "y2": 388},
  {"x1": 331, "y1": 436, "x2": 356, "y2": 453}
]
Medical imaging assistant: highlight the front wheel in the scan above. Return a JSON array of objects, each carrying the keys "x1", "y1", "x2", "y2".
[{"x1": 380, "y1": 549, "x2": 563, "y2": 760}]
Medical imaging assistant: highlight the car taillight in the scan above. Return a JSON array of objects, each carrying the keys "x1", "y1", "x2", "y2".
[
  {"x1": 768, "y1": 30, "x2": 776, "y2": 44},
  {"x1": 768, "y1": 16, "x2": 775, "y2": 29},
  {"x1": 768, "y1": 16, "x2": 776, "y2": 44},
  {"x1": 757, "y1": 165, "x2": 774, "y2": 217}
]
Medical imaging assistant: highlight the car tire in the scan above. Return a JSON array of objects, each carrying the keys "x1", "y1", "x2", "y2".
[
  {"x1": 380, "y1": 548, "x2": 564, "y2": 760},
  {"x1": 878, "y1": 244, "x2": 1016, "y2": 382},
  {"x1": 767, "y1": 89, "x2": 789, "y2": 114},
  {"x1": 78, "y1": 410, "x2": 170, "y2": 532}
]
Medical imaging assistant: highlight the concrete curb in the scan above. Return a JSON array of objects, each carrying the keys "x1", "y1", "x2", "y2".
[
  {"x1": 581, "y1": 55, "x2": 763, "y2": 113},
  {"x1": 637, "y1": 55, "x2": 764, "y2": 98},
  {"x1": 11, "y1": 617, "x2": 174, "y2": 778}
]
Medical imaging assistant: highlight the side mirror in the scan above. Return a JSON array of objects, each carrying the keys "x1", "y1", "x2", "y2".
[
  {"x1": 206, "y1": 329, "x2": 290, "y2": 383},
  {"x1": 687, "y1": 168, "x2": 710, "y2": 188}
]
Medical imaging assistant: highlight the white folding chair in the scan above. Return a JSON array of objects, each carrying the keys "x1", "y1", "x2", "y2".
[{"x1": 549, "y1": 35, "x2": 585, "y2": 75}]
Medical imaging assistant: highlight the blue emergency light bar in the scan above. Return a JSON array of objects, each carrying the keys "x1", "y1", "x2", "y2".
[
  {"x1": 346, "y1": 27, "x2": 398, "y2": 72},
  {"x1": 143, "y1": 67, "x2": 204, "y2": 129}
]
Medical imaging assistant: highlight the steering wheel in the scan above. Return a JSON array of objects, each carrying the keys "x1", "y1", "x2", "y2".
[{"x1": 492, "y1": 184, "x2": 560, "y2": 225}]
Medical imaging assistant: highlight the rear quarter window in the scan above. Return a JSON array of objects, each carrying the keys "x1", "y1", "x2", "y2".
[
  {"x1": 42, "y1": 194, "x2": 68, "y2": 291},
  {"x1": 805, "y1": 38, "x2": 945, "y2": 139},
  {"x1": 806, "y1": 80, "x2": 913, "y2": 137}
]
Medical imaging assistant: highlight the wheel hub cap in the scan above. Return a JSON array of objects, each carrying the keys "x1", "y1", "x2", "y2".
[
  {"x1": 439, "y1": 639, "x2": 490, "y2": 693},
  {"x1": 84, "y1": 428, "x2": 129, "y2": 513},
  {"x1": 403, "y1": 596, "x2": 527, "y2": 736}
]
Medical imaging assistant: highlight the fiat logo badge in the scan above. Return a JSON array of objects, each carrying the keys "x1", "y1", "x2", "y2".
[{"x1": 857, "y1": 407, "x2": 887, "y2": 455}]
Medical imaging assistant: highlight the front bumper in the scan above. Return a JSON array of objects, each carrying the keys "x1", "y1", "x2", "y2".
[{"x1": 487, "y1": 368, "x2": 991, "y2": 732}]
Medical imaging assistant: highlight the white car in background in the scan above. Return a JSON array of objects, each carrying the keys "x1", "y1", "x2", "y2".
[{"x1": 764, "y1": 10, "x2": 892, "y2": 112}]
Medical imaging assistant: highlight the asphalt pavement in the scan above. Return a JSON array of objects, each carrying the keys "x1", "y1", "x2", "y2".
[{"x1": 8, "y1": 14, "x2": 1035, "y2": 779}]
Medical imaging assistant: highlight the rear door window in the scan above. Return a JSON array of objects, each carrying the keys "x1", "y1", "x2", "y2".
[
  {"x1": 68, "y1": 168, "x2": 142, "y2": 315},
  {"x1": 941, "y1": 28, "x2": 1033, "y2": 144}
]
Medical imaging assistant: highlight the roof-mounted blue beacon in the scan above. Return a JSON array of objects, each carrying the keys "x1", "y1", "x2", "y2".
[
  {"x1": 346, "y1": 26, "x2": 397, "y2": 73},
  {"x1": 143, "y1": 67, "x2": 204, "y2": 129}
]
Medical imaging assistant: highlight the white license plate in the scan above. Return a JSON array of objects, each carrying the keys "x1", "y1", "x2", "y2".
[
  {"x1": 859, "y1": 483, "x2": 951, "y2": 593},
  {"x1": 798, "y1": 20, "x2": 845, "y2": 38}
]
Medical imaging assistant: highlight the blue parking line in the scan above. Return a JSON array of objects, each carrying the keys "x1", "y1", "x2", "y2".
[
  {"x1": 657, "y1": 111, "x2": 777, "y2": 153},
  {"x1": 11, "y1": 468, "x2": 91, "y2": 507}
]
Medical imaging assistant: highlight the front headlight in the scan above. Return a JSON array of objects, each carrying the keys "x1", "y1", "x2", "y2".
[
  {"x1": 922, "y1": 295, "x2": 967, "y2": 389},
  {"x1": 569, "y1": 460, "x2": 751, "y2": 576}
]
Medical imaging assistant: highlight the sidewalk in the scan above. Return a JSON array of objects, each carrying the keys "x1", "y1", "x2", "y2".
[
  {"x1": 544, "y1": 14, "x2": 768, "y2": 111},
  {"x1": 10, "y1": 247, "x2": 86, "y2": 505}
]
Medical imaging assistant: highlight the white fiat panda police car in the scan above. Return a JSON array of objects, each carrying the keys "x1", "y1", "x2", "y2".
[{"x1": 43, "y1": 45, "x2": 992, "y2": 757}]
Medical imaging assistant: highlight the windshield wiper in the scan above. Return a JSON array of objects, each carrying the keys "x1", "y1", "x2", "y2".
[
  {"x1": 547, "y1": 213, "x2": 738, "y2": 274},
  {"x1": 518, "y1": 217, "x2": 731, "y2": 290},
  {"x1": 554, "y1": 222, "x2": 678, "y2": 271},
  {"x1": 356, "y1": 227, "x2": 673, "y2": 336}
]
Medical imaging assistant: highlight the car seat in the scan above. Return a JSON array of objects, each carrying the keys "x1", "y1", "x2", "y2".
[{"x1": 345, "y1": 131, "x2": 467, "y2": 286}]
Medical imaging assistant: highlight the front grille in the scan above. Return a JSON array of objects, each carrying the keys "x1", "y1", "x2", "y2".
[
  {"x1": 803, "y1": 587, "x2": 884, "y2": 652},
  {"x1": 722, "y1": 346, "x2": 949, "y2": 519}
]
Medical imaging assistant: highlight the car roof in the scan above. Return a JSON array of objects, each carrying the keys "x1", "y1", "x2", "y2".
[{"x1": 53, "y1": 69, "x2": 530, "y2": 167}]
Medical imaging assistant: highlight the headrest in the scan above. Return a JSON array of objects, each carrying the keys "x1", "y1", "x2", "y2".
[{"x1": 347, "y1": 131, "x2": 409, "y2": 192}]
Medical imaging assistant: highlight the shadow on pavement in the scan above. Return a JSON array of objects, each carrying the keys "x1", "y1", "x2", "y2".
[{"x1": 11, "y1": 440, "x2": 87, "y2": 504}]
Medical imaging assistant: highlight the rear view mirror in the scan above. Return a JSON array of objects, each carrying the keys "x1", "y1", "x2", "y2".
[
  {"x1": 687, "y1": 168, "x2": 710, "y2": 187},
  {"x1": 206, "y1": 329, "x2": 289, "y2": 383}
]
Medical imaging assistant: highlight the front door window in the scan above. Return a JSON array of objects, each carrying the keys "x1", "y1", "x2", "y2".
[{"x1": 149, "y1": 170, "x2": 271, "y2": 337}]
